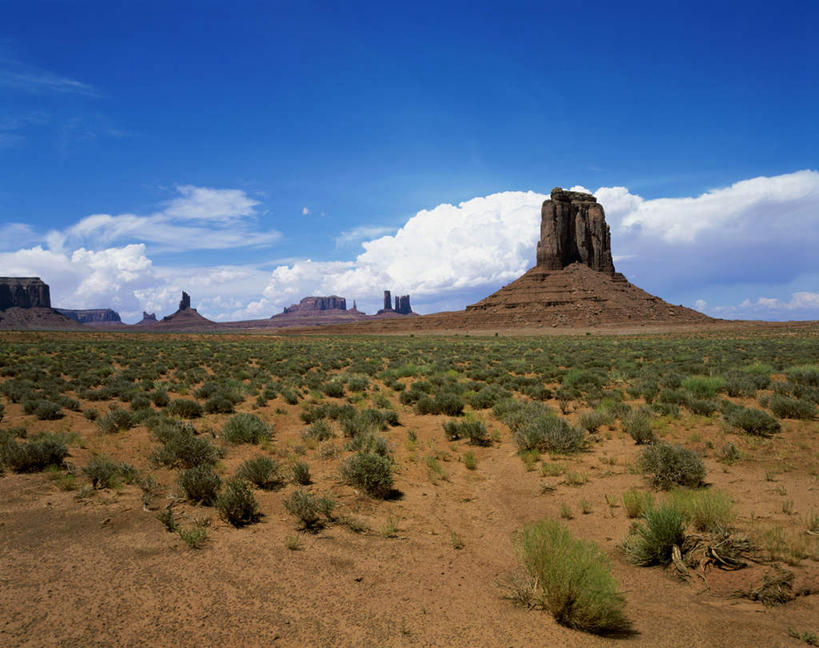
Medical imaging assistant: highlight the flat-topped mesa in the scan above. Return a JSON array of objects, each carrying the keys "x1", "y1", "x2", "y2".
[
  {"x1": 56, "y1": 308, "x2": 121, "y2": 324},
  {"x1": 0, "y1": 277, "x2": 51, "y2": 310},
  {"x1": 282, "y1": 296, "x2": 347, "y2": 314},
  {"x1": 536, "y1": 187, "x2": 615, "y2": 274},
  {"x1": 179, "y1": 291, "x2": 191, "y2": 311}
]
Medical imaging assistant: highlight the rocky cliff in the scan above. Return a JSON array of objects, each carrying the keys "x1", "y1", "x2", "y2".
[
  {"x1": 536, "y1": 188, "x2": 615, "y2": 274},
  {"x1": 56, "y1": 308, "x2": 122, "y2": 324},
  {"x1": 179, "y1": 291, "x2": 191, "y2": 311},
  {"x1": 282, "y1": 296, "x2": 347, "y2": 314},
  {"x1": 0, "y1": 277, "x2": 51, "y2": 310}
]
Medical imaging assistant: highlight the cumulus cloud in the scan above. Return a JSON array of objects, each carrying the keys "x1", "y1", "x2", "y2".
[
  {"x1": 46, "y1": 185, "x2": 280, "y2": 253},
  {"x1": 264, "y1": 191, "x2": 546, "y2": 313},
  {"x1": 703, "y1": 291, "x2": 819, "y2": 321},
  {"x1": 335, "y1": 225, "x2": 396, "y2": 247}
]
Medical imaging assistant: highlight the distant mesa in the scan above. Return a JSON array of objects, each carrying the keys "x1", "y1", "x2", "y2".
[
  {"x1": 158, "y1": 291, "x2": 217, "y2": 330},
  {"x1": 56, "y1": 308, "x2": 122, "y2": 324},
  {"x1": 282, "y1": 295, "x2": 348, "y2": 314},
  {"x1": 0, "y1": 276, "x2": 51, "y2": 310},
  {"x1": 377, "y1": 290, "x2": 413, "y2": 315},
  {"x1": 141, "y1": 311, "x2": 157, "y2": 322},
  {"x1": 0, "y1": 277, "x2": 80, "y2": 330}
]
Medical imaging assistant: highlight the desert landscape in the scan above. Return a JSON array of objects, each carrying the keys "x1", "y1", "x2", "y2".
[
  {"x1": 2, "y1": 188, "x2": 817, "y2": 648},
  {"x1": 2, "y1": 3, "x2": 818, "y2": 646}
]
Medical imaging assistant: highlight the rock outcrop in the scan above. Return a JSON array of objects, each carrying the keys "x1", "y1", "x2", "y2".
[
  {"x1": 378, "y1": 290, "x2": 413, "y2": 315},
  {"x1": 179, "y1": 291, "x2": 191, "y2": 311},
  {"x1": 141, "y1": 311, "x2": 157, "y2": 322},
  {"x1": 282, "y1": 296, "x2": 347, "y2": 314},
  {"x1": 0, "y1": 277, "x2": 51, "y2": 310},
  {"x1": 56, "y1": 308, "x2": 121, "y2": 324},
  {"x1": 536, "y1": 188, "x2": 615, "y2": 274}
]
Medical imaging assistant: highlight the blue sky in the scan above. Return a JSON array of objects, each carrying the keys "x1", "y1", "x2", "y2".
[{"x1": 1, "y1": 0, "x2": 817, "y2": 322}]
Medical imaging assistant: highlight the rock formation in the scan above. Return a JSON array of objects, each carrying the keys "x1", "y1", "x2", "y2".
[
  {"x1": 282, "y1": 296, "x2": 347, "y2": 314},
  {"x1": 179, "y1": 291, "x2": 191, "y2": 311},
  {"x1": 0, "y1": 277, "x2": 51, "y2": 310},
  {"x1": 536, "y1": 188, "x2": 614, "y2": 274},
  {"x1": 378, "y1": 290, "x2": 412, "y2": 315},
  {"x1": 141, "y1": 311, "x2": 157, "y2": 322},
  {"x1": 56, "y1": 308, "x2": 121, "y2": 324}
]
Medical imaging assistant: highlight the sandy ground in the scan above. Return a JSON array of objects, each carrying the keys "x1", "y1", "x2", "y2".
[{"x1": 1, "y1": 333, "x2": 817, "y2": 647}]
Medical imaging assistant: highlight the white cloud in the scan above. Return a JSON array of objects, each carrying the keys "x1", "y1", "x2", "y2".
[
  {"x1": 705, "y1": 291, "x2": 819, "y2": 321},
  {"x1": 264, "y1": 191, "x2": 546, "y2": 313},
  {"x1": 335, "y1": 225, "x2": 395, "y2": 247},
  {"x1": 0, "y1": 64, "x2": 99, "y2": 96},
  {"x1": 47, "y1": 185, "x2": 280, "y2": 253},
  {"x1": 302, "y1": 207, "x2": 310, "y2": 215}
]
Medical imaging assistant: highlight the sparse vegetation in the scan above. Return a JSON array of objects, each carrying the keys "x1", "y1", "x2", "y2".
[{"x1": 637, "y1": 442, "x2": 705, "y2": 489}]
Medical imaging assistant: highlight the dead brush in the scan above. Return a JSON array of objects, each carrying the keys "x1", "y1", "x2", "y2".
[
  {"x1": 672, "y1": 531, "x2": 754, "y2": 583},
  {"x1": 735, "y1": 568, "x2": 800, "y2": 606}
]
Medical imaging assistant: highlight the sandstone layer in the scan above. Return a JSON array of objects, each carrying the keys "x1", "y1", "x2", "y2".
[{"x1": 0, "y1": 277, "x2": 51, "y2": 310}]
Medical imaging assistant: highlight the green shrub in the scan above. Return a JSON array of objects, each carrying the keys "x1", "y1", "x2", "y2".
[
  {"x1": 785, "y1": 365, "x2": 819, "y2": 386},
  {"x1": 204, "y1": 394, "x2": 236, "y2": 414},
  {"x1": 416, "y1": 392, "x2": 465, "y2": 416},
  {"x1": 340, "y1": 452, "x2": 394, "y2": 498},
  {"x1": 151, "y1": 390, "x2": 170, "y2": 407},
  {"x1": 235, "y1": 456, "x2": 282, "y2": 489},
  {"x1": 562, "y1": 369, "x2": 607, "y2": 391},
  {"x1": 722, "y1": 372, "x2": 758, "y2": 398},
  {"x1": 1, "y1": 433, "x2": 68, "y2": 472},
  {"x1": 768, "y1": 395, "x2": 816, "y2": 420},
  {"x1": 622, "y1": 488, "x2": 655, "y2": 518},
  {"x1": 637, "y1": 442, "x2": 705, "y2": 489},
  {"x1": 33, "y1": 400, "x2": 63, "y2": 420},
  {"x1": 222, "y1": 413, "x2": 272, "y2": 444},
  {"x1": 725, "y1": 407, "x2": 781, "y2": 437},
  {"x1": 347, "y1": 374, "x2": 370, "y2": 392},
  {"x1": 514, "y1": 520, "x2": 631, "y2": 636},
  {"x1": 168, "y1": 398, "x2": 203, "y2": 419},
  {"x1": 514, "y1": 416, "x2": 584, "y2": 454},
  {"x1": 623, "y1": 410, "x2": 654, "y2": 444},
  {"x1": 291, "y1": 460, "x2": 311, "y2": 485},
  {"x1": 442, "y1": 419, "x2": 490, "y2": 445},
  {"x1": 152, "y1": 421, "x2": 219, "y2": 468},
  {"x1": 623, "y1": 505, "x2": 686, "y2": 566},
  {"x1": 216, "y1": 478, "x2": 259, "y2": 527},
  {"x1": 667, "y1": 488, "x2": 735, "y2": 533},
  {"x1": 178, "y1": 465, "x2": 221, "y2": 505},
  {"x1": 83, "y1": 455, "x2": 121, "y2": 489},
  {"x1": 130, "y1": 394, "x2": 152, "y2": 411},
  {"x1": 282, "y1": 489, "x2": 336, "y2": 531},
  {"x1": 97, "y1": 405, "x2": 135, "y2": 433},
  {"x1": 302, "y1": 419, "x2": 334, "y2": 441},
  {"x1": 688, "y1": 399, "x2": 719, "y2": 416},
  {"x1": 578, "y1": 410, "x2": 614, "y2": 433},
  {"x1": 322, "y1": 379, "x2": 346, "y2": 398},
  {"x1": 681, "y1": 375, "x2": 725, "y2": 399}
]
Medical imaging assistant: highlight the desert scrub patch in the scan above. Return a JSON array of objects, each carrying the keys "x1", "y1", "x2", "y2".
[
  {"x1": 622, "y1": 504, "x2": 686, "y2": 566},
  {"x1": 688, "y1": 399, "x2": 719, "y2": 416},
  {"x1": 283, "y1": 489, "x2": 336, "y2": 531},
  {"x1": 178, "y1": 465, "x2": 221, "y2": 505},
  {"x1": 301, "y1": 419, "x2": 334, "y2": 442},
  {"x1": 168, "y1": 398, "x2": 203, "y2": 419},
  {"x1": 512, "y1": 519, "x2": 631, "y2": 636},
  {"x1": 622, "y1": 488, "x2": 655, "y2": 518},
  {"x1": 623, "y1": 409, "x2": 655, "y2": 444},
  {"x1": 637, "y1": 442, "x2": 705, "y2": 490},
  {"x1": 291, "y1": 460, "x2": 311, "y2": 485},
  {"x1": 1, "y1": 433, "x2": 69, "y2": 472},
  {"x1": 681, "y1": 375, "x2": 725, "y2": 399},
  {"x1": 151, "y1": 421, "x2": 220, "y2": 468},
  {"x1": 235, "y1": 456, "x2": 282, "y2": 490},
  {"x1": 222, "y1": 413, "x2": 272, "y2": 444},
  {"x1": 784, "y1": 364, "x2": 819, "y2": 387},
  {"x1": 217, "y1": 478, "x2": 259, "y2": 527},
  {"x1": 767, "y1": 395, "x2": 816, "y2": 420},
  {"x1": 463, "y1": 450, "x2": 477, "y2": 470},
  {"x1": 340, "y1": 451, "x2": 394, "y2": 498},
  {"x1": 514, "y1": 416, "x2": 584, "y2": 454},
  {"x1": 724, "y1": 407, "x2": 781, "y2": 437},
  {"x1": 415, "y1": 392, "x2": 465, "y2": 416},
  {"x1": 442, "y1": 419, "x2": 490, "y2": 445},
  {"x1": 96, "y1": 405, "x2": 135, "y2": 434},
  {"x1": 666, "y1": 488, "x2": 735, "y2": 533},
  {"x1": 578, "y1": 409, "x2": 614, "y2": 433},
  {"x1": 83, "y1": 455, "x2": 123, "y2": 489}
]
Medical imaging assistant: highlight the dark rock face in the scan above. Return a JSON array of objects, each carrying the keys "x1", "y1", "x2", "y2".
[
  {"x1": 179, "y1": 291, "x2": 191, "y2": 311},
  {"x1": 395, "y1": 295, "x2": 412, "y2": 314},
  {"x1": 56, "y1": 308, "x2": 121, "y2": 324},
  {"x1": 142, "y1": 311, "x2": 157, "y2": 322},
  {"x1": 283, "y1": 296, "x2": 347, "y2": 314},
  {"x1": 0, "y1": 277, "x2": 51, "y2": 310},
  {"x1": 536, "y1": 188, "x2": 615, "y2": 274},
  {"x1": 383, "y1": 290, "x2": 392, "y2": 312}
]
